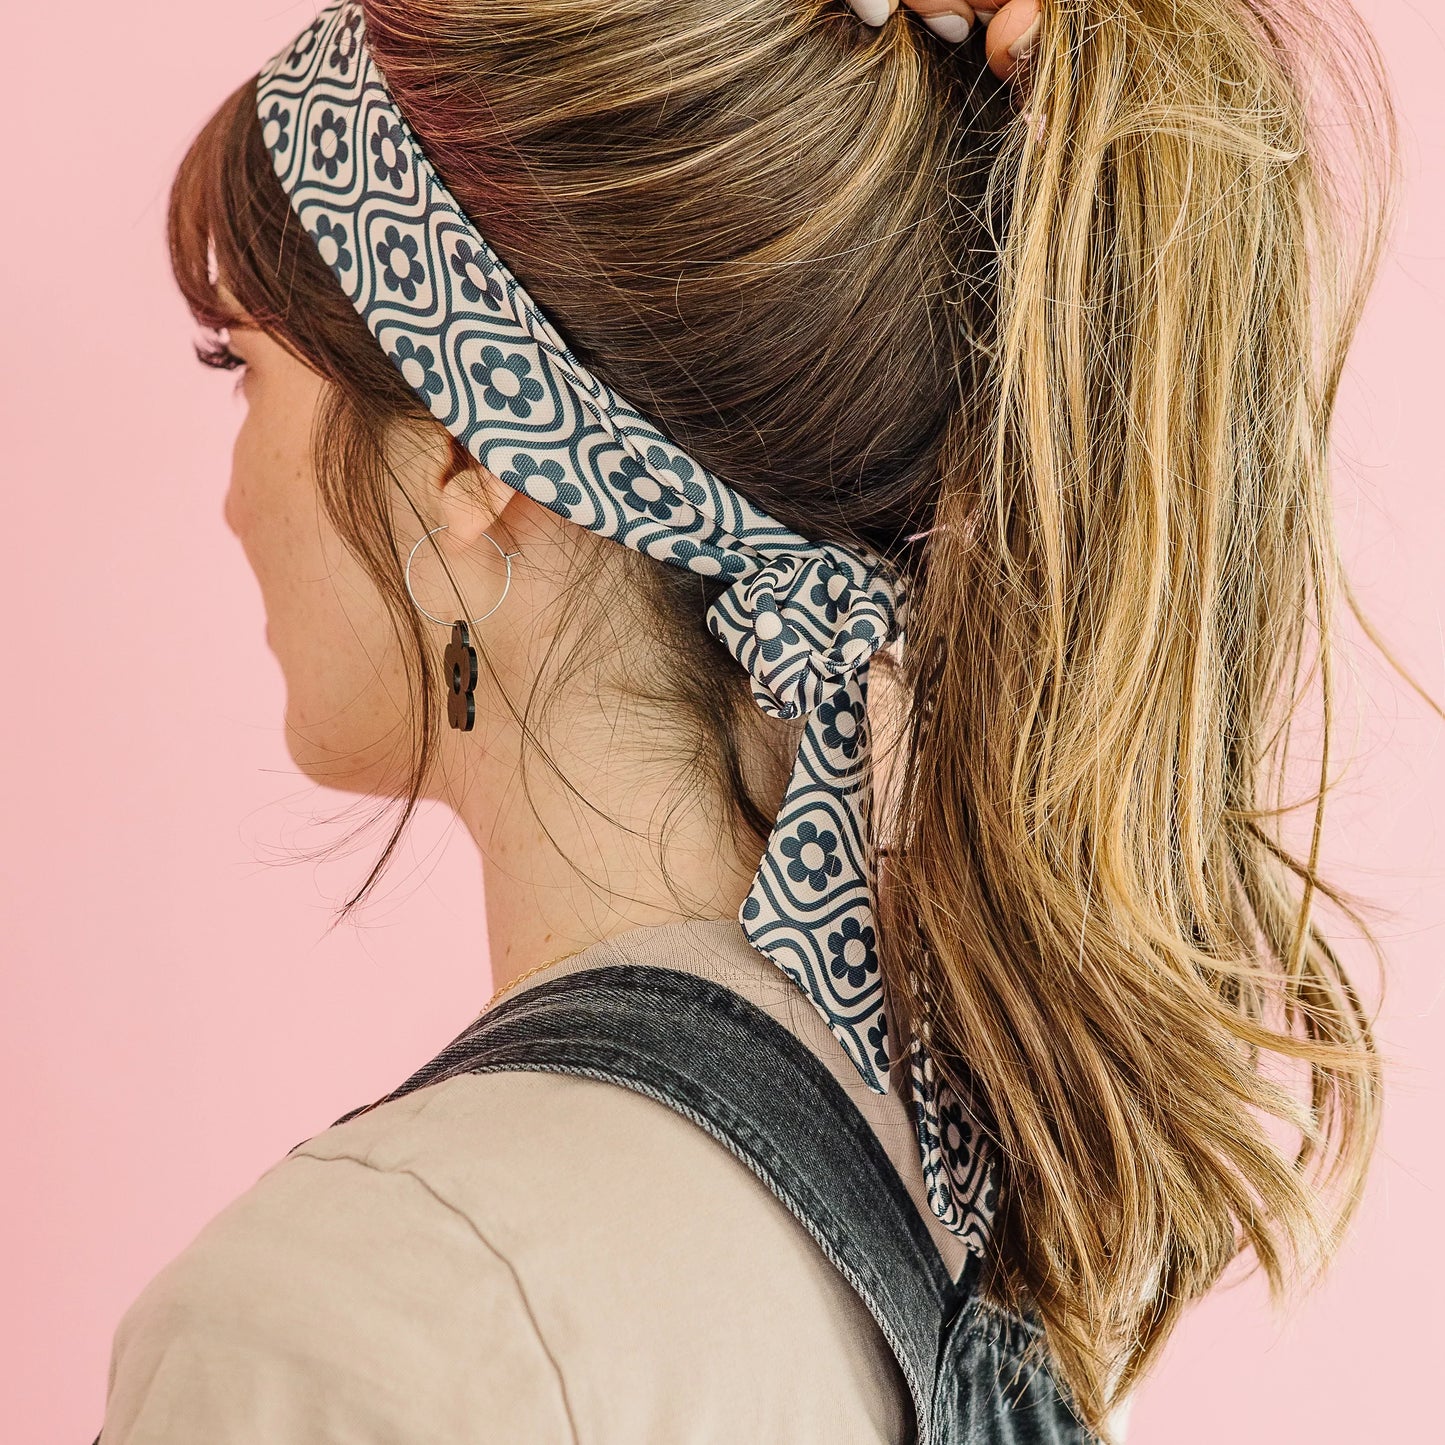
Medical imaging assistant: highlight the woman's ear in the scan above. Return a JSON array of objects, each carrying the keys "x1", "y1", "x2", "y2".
[
  {"x1": 383, "y1": 419, "x2": 512, "y2": 549},
  {"x1": 433, "y1": 438, "x2": 513, "y2": 550}
]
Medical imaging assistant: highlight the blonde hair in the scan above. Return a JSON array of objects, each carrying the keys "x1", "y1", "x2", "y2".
[
  {"x1": 888, "y1": 0, "x2": 1401, "y2": 1420},
  {"x1": 170, "y1": 0, "x2": 1402, "y2": 1430}
]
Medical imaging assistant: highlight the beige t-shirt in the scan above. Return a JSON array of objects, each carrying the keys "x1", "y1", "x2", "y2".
[{"x1": 100, "y1": 918, "x2": 974, "y2": 1443}]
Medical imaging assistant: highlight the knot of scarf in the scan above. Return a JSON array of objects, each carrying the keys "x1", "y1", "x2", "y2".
[{"x1": 705, "y1": 545, "x2": 906, "y2": 722}]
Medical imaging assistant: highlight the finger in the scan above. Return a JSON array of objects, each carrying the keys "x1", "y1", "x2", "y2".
[
  {"x1": 900, "y1": 0, "x2": 977, "y2": 45},
  {"x1": 983, "y1": 0, "x2": 1041, "y2": 81},
  {"x1": 846, "y1": 0, "x2": 901, "y2": 25}
]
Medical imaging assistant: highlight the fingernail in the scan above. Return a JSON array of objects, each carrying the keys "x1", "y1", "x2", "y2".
[
  {"x1": 1008, "y1": 14, "x2": 1042, "y2": 60},
  {"x1": 850, "y1": 0, "x2": 893, "y2": 24},
  {"x1": 923, "y1": 11, "x2": 973, "y2": 42}
]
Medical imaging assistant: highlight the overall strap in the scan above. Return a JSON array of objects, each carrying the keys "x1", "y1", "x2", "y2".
[{"x1": 327, "y1": 964, "x2": 966, "y2": 1445}]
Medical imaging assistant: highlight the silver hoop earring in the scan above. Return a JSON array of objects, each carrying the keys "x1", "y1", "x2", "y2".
[
  {"x1": 404, "y1": 524, "x2": 522, "y2": 732},
  {"x1": 404, "y1": 524, "x2": 520, "y2": 627}
]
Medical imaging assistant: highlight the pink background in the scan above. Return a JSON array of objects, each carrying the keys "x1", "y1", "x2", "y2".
[{"x1": 3, "y1": 3, "x2": 1439, "y2": 1440}]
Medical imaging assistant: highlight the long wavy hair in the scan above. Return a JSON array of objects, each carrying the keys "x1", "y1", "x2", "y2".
[{"x1": 168, "y1": 0, "x2": 1401, "y2": 1431}]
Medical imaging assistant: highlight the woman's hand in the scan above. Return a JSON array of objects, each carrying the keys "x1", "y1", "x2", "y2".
[{"x1": 845, "y1": 0, "x2": 1042, "y2": 80}]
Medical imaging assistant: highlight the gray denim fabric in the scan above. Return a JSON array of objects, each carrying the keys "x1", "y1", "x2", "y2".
[{"x1": 330, "y1": 963, "x2": 1096, "y2": 1445}]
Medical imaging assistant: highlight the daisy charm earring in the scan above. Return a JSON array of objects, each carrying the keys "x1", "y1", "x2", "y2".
[{"x1": 403, "y1": 524, "x2": 520, "y2": 731}]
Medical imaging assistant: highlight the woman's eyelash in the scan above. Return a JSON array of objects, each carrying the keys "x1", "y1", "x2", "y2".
[
  {"x1": 194, "y1": 336, "x2": 249, "y2": 395},
  {"x1": 194, "y1": 338, "x2": 248, "y2": 372}
]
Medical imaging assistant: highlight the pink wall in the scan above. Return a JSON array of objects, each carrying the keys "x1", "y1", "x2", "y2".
[{"x1": 3, "y1": 3, "x2": 1439, "y2": 1439}]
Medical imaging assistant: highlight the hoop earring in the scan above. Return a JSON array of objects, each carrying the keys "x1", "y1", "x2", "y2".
[
  {"x1": 404, "y1": 524, "x2": 522, "y2": 732},
  {"x1": 405, "y1": 524, "x2": 519, "y2": 627}
]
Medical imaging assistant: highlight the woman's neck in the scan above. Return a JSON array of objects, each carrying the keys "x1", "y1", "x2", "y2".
[{"x1": 450, "y1": 688, "x2": 766, "y2": 1000}]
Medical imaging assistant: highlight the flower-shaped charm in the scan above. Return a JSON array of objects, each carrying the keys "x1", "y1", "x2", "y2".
[{"x1": 445, "y1": 620, "x2": 478, "y2": 731}]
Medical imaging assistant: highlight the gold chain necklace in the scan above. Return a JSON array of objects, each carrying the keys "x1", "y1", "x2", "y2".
[{"x1": 483, "y1": 946, "x2": 587, "y2": 1011}]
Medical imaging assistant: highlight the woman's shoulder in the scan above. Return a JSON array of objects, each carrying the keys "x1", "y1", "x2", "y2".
[
  {"x1": 300, "y1": 1068, "x2": 910, "y2": 1432},
  {"x1": 104, "y1": 1082, "x2": 577, "y2": 1442},
  {"x1": 105, "y1": 1064, "x2": 908, "y2": 1444}
]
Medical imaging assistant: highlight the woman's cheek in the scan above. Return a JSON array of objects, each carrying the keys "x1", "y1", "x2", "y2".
[{"x1": 226, "y1": 382, "x2": 307, "y2": 542}]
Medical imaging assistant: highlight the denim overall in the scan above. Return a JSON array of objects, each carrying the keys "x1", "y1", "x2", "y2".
[{"x1": 333, "y1": 963, "x2": 1095, "y2": 1445}]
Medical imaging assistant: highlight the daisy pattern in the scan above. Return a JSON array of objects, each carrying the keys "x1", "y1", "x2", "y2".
[
  {"x1": 809, "y1": 567, "x2": 851, "y2": 626},
  {"x1": 388, "y1": 336, "x2": 444, "y2": 401},
  {"x1": 286, "y1": 18, "x2": 322, "y2": 67},
  {"x1": 370, "y1": 116, "x2": 409, "y2": 188},
  {"x1": 328, "y1": 7, "x2": 362, "y2": 76},
  {"x1": 780, "y1": 820, "x2": 842, "y2": 892},
  {"x1": 610, "y1": 457, "x2": 677, "y2": 522},
  {"x1": 469, "y1": 347, "x2": 545, "y2": 419},
  {"x1": 666, "y1": 538, "x2": 748, "y2": 578},
  {"x1": 827, "y1": 916, "x2": 877, "y2": 990},
  {"x1": 309, "y1": 108, "x2": 348, "y2": 179},
  {"x1": 642, "y1": 445, "x2": 707, "y2": 506},
  {"x1": 500, "y1": 454, "x2": 583, "y2": 511},
  {"x1": 830, "y1": 615, "x2": 883, "y2": 668},
  {"x1": 376, "y1": 224, "x2": 425, "y2": 301},
  {"x1": 817, "y1": 693, "x2": 862, "y2": 760},
  {"x1": 310, "y1": 214, "x2": 353, "y2": 273},
  {"x1": 749, "y1": 594, "x2": 801, "y2": 665},
  {"x1": 260, "y1": 99, "x2": 290, "y2": 153},
  {"x1": 450, "y1": 240, "x2": 503, "y2": 309}
]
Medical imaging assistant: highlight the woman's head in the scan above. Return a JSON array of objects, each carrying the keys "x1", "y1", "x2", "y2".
[
  {"x1": 170, "y1": 0, "x2": 1398, "y2": 1433},
  {"x1": 175, "y1": 0, "x2": 1006, "y2": 854}
]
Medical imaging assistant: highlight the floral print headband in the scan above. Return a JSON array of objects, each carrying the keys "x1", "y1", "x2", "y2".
[{"x1": 255, "y1": 0, "x2": 995, "y2": 1252}]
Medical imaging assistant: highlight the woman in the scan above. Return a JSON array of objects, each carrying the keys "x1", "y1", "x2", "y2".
[{"x1": 98, "y1": 0, "x2": 1398, "y2": 1440}]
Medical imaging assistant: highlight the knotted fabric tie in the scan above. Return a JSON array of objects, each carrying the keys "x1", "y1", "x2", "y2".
[
  {"x1": 255, "y1": 0, "x2": 996, "y2": 1256},
  {"x1": 709, "y1": 548, "x2": 901, "y2": 720}
]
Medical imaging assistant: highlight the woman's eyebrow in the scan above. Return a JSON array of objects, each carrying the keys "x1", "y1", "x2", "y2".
[
  {"x1": 213, "y1": 281, "x2": 260, "y2": 331},
  {"x1": 218, "y1": 299, "x2": 258, "y2": 329}
]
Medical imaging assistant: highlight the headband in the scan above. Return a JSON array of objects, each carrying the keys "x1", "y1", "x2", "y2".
[{"x1": 255, "y1": 0, "x2": 994, "y2": 1251}]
